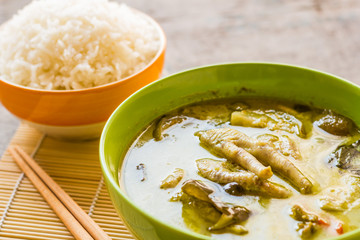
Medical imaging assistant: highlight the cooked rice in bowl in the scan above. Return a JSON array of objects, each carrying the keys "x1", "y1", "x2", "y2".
[{"x1": 0, "y1": 0, "x2": 161, "y2": 90}]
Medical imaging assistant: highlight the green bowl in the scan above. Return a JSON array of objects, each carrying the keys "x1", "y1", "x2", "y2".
[{"x1": 99, "y1": 63, "x2": 360, "y2": 240}]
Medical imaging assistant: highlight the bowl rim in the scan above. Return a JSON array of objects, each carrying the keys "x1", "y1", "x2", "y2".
[
  {"x1": 100, "y1": 62, "x2": 360, "y2": 240},
  {"x1": 0, "y1": 6, "x2": 166, "y2": 94}
]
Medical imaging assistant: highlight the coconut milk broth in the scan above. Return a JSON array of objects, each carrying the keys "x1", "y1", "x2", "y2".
[{"x1": 120, "y1": 98, "x2": 360, "y2": 240}]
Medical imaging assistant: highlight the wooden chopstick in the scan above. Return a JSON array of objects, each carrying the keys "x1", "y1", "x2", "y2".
[{"x1": 8, "y1": 145, "x2": 111, "y2": 240}]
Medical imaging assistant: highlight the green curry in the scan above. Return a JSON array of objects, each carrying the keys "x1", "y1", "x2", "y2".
[{"x1": 120, "y1": 98, "x2": 360, "y2": 239}]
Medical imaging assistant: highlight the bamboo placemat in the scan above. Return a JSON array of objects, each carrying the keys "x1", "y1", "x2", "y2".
[{"x1": 0, "y1": 123, "x2": 136, "y2": 240}]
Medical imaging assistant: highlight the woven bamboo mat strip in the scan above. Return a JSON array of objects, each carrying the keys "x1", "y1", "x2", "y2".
[{"x1": 0, "y1": 123, "x2": 135, "y2": 240}]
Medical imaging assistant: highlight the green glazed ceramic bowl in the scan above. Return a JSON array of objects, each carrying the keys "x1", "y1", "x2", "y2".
[{"x1": 100, "y1": 63, "x2": 360, "y2": 240}]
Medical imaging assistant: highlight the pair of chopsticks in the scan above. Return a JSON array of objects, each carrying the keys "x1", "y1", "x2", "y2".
[{"x1": 8, "y1": 146, "x2": 111, "y2": 240}]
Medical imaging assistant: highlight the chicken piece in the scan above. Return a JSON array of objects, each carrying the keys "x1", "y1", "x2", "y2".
[
  {"x1": 257, "y1": 134, "x2": 302, "y2": 160},
  {"x1": 196, "y1": 158, "x2": 259, "y2": 187},
  {"x1": 221, "y1": 141, "x2": 273, "y2": 179},
  {"x1": 253, "y1": 145, "x2": 312, "y2": 194},
  {"x1": 196, "y1": 128, "x2": 313, "y2": 194},
  {"x1": 181, "y1": 180, "x2": 250, "y2": 231},
  {"x1": 160, "y1": 168, "x2": 185, "y2": 189},
  {"x1": 196, "y1": 158, "x2": 291, "y2": 198},
  {"x1": 195, "y1": 130, "x2": 273, "y2": 180}
]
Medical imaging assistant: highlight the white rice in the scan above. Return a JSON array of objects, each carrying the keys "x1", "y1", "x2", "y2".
[{"x1": 0, "y1": 0, "x2": 161, "y2": 90}]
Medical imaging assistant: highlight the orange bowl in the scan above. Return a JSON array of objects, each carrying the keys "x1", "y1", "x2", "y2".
[{"x1": 0, "y1": 13, "x2": 166, "y2": 140}]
